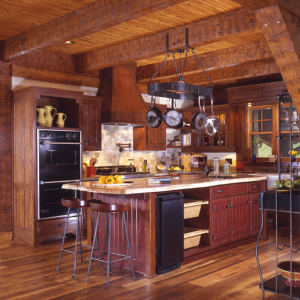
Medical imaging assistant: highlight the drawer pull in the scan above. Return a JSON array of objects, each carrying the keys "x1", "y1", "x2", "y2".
[
  {"x1": 58, "y1": 223, "x2": 62, "y2": 227},
  {"x1": 254, "y1": 185, "x2": 258, "y2": 188},
  {"x1": 218, "y1": 189, "x2": 224, "y2": 193},
  {"x1": 247, "y1": 201, "x2": 250, "y2": 204},
  {"x1": 226, "y1": 204, "x2": 230, "y2": 207}
]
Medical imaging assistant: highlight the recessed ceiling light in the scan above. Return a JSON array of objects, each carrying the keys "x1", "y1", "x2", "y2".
[
  {"x1": 248, "y1": 103, "x2": 252, "y2": 107},
  {"x1": 65, "y1": 41, "x2": 74, "y2": 44}
]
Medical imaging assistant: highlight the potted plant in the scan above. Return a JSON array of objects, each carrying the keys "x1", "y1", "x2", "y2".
[
  {"x1": 288, "y1": 150, "x2": 298, "y2": 162},
  {"x1": 252, "y1": 140, "x2": 259, "y2": 161}
]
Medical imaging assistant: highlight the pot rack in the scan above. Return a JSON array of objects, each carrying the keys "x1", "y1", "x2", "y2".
[{"x1": 147, "y1": 28, "x2": 212, "y2": 103}]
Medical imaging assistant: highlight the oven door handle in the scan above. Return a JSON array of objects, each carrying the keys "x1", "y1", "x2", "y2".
[
  {"x1": 40, "y1": 180, "x2": 81, "y2": 185},
  {"x1": 40, "y1": 141, "x2": 81, "y2": 145}
]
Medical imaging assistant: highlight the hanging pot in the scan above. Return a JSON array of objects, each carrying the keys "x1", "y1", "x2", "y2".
[
  {"x1": 191, "y1": 96, "x2": 207, "y2": 132},
  {"x1": 146, "y1": 96, "x2": 162, "y2": 128},
  {"x1": 163, "y1": 98, "x2": 183, "y2": 128},
  {"x1": 205, "y1": 96, "x2": 220, "y2": 136}
]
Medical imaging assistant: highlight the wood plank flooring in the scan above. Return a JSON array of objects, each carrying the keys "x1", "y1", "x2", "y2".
[{"x1": 0, "y1": 231, "x2": 294, "y2": 299}]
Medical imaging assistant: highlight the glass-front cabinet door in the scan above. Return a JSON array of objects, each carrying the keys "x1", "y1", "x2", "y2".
[{"x1": 194, "y1": 112, "x2": 227, "y2": 151}]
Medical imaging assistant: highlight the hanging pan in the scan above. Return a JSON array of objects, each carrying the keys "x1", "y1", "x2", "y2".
[
  {"x1": 146, "y1": 96, "x2": 162, "y2": 128},
  {"x1": 191, "y1": 96, "x2": 207, "y2": 132},
  {"x1": 205, "y1": 96, "x2": 220, "y2": 136},
  {"x1": 163, "y1": 98, "x2": 183, "y2": 129}
]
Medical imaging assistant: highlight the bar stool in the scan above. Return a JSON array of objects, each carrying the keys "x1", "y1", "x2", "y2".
[
  {"x1": 85, "y1": 200, "x2": 137, "y2": 288},
  {"x1": 55, "y1": 197, "x2": 103, "y2": 277}
]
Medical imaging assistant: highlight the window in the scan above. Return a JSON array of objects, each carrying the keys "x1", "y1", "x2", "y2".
[{"x1": 248, "y1": 103, "x2": 300, "y2": 161}]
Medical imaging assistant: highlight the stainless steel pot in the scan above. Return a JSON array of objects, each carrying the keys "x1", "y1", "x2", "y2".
[{"x1": 205, "y1": 96, "x2": 220, "y2": 136}]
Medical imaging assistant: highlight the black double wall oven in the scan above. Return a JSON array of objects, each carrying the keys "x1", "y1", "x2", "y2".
[{"x1": 37, "y1": 129, "x2": 81, "y2": 219}]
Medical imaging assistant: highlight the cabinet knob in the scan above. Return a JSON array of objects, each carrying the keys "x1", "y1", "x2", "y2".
[
  {"x1": 247, "y1": 201, "x2": 250, "y2": 204},
  {"x1": 254, "y1": 185, "x2": 258, "y2": 188},
  {"x1": 257, "y1": 199, "x2": 259, "y2": 202},
  {"x1": 218, "y1": 189, "x2": 224, "y2": 193},
  {"x1": 84, "y1": 140, "x2": 87, "y2": 142},
  {"x1": 226, "y1": 204, "x2": 230, "y2": 207}
]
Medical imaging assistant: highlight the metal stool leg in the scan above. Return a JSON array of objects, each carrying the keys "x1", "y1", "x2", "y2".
[
  {"x1": 85, "y1": 211, "x2": 100, "y2": 282},
  {"x1": 105, "y1": 213, "x2": 112, "y2": 273},
  {"x1": 106, "y1": 213, "x2": 112, "y2": 289},
  {"x1": 91, "y1": 209, "x2": 104, "y2": 270},
  {"x1": 77, "y1": 208, "x2": 84, "y2": 264},
  {"x1": 123, "y1": 211, "x2": 137, "y2": 280},
  {"x1": 56, "y1": 207, "x2": 70, "y2": 271},
  {"x1": 72, "y1": 208, "x2": 80, "y2": 277}
]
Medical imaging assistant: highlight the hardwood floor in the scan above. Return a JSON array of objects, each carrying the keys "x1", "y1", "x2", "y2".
[{"x1": 0, "y1": 231, "x2": 294, "y2": 299}]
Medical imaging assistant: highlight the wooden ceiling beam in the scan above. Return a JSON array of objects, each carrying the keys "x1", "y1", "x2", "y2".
[
  {"x1": 255, "y1": 5, "x2": 300, "y2": 112},
  {"x1": 76, "y1": 8, "x2": 259, "y2": 72},
  {"x1": 142, "y1": 59, "x2": 279, "y2": 86},
  {"x1": 137, "y1": 40, "x2": 272, "y2": 82},
  {"x1": 2, "y1": 0, "x2": 184, "y2": 61},
  {"x1": 232, "y1": 0, "x2": 300, "y2": 19}
]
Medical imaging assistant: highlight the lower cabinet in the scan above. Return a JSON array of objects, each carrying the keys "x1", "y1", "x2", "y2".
[{"x1": 211, "y1": 198, "x2": 230, "y2": 245}]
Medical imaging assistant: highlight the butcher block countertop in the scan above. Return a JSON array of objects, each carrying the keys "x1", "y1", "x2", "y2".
[{"x1": 62, "y1": 174, "x2": 268, "y2": 195}]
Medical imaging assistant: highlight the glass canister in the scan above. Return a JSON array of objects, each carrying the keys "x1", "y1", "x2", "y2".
[
  {"x1": 223, "y1": 161, "x2": 231, "y2": 176},
  {"x1": 213, "y1": 157, "x2": 219, "y2": 176}
]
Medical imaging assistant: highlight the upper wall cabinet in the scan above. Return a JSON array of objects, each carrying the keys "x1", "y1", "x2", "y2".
[
  {"x1": 193, "y1": 105, "x2": 238, "y2": 153},
  {"x1": 133, "y1": 104, "x2": 166, "y2": 151},
  {"x1": 80, "y1": 95, "x2": 103, "y2": 151}
]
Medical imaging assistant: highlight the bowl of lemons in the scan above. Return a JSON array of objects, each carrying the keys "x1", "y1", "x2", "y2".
[
  {"x1": 98, "y1": 174, "x2": 123, "y2": 184},
  {"x1": 167, "y1": 166, "x2": 183, "y2": 176}
]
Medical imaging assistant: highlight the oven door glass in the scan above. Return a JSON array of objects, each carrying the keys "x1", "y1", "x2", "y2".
[
  {"x1": 39, "y1": 143, "x2": 81, "y2": 181},
  {"x1": 39, "y1": 181, "x2": 79, "y2": 219}
]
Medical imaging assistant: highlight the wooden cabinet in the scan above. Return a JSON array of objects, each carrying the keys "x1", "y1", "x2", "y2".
[
  {"x1": 13, "y1": 86, "x2": 89, "y2": 245},
  {"x1": 210, "y1": 181, "x2": 264, "y2": 247},
  {"x1": 133, "y1": 104, "x2": 166, "y2": 151},
  {"x1": 80, "y1": 95, "x2": 102, "y2": 151},
  {"x1": 193, "y1": 105, "x2": 237, "y2": 152}
]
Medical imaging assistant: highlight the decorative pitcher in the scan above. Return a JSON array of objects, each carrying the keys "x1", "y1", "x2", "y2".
[
  {"x1": 36, "y1": 108, "x2": 47, "y2": 127},
  {"x1": 44, "y1": 105, "x2": 57, "y2": 127},
  {"x1": 56, "y1": 113, "x2": 67, "y2": 128}
]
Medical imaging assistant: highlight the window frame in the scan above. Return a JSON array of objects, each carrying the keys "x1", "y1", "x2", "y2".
[{"x1": 247, "y1": 102, "x2": 300, "y2": 162}]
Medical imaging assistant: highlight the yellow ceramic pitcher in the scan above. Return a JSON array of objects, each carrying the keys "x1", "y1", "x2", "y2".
[
  {"x1": 44, "y1": 105, "x2": 57, "y2": 127},
  {"x1": 36, "y1": 108, "x2": 46, "y2": 127},
  {"x1": 56, "y1": 113, "x2": 67, "y2": 128}
]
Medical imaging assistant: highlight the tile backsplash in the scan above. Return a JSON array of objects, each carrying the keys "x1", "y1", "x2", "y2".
[{"x1": 83, "y1": 125, "x2": 236, "y2": 173}]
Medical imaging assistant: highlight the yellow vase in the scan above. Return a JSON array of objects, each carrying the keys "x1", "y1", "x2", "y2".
[
  {"x1": 56, "y1": 113, "x2": 67, "y2": 128},
  {"x1": 44, "y1": 106, "x2": 57, "y2": 127},
  {"x1": 36, "y1": 108, "x2": 46, "y2": 127}
]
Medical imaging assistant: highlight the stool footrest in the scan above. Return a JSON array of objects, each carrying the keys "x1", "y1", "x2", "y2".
[{"x1": 91, "y1": 252, "x2": 131, "y2": 264}]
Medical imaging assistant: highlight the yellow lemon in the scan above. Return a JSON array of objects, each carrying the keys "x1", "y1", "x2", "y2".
[
  {"x1": 174, "y1": 166, "x2": 181, "y2": 170},
  {"x1": 99, "y1": 176, "x2": 107, "y2": 184}
]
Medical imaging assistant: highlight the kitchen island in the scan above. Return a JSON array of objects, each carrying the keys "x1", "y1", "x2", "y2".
[{"x1": 63, "y1": 173, "x2": 268, "y2": 278}]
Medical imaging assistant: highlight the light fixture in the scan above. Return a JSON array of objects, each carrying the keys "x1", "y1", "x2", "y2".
[
  {"x1": 65, "y1": 40, "x2": 74, "y2": 44},
  {"x1": 248, "y1": 103, "x2": 252, "y2": 107}
]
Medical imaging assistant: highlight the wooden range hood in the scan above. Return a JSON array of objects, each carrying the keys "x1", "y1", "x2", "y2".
[{"x1": 98, "y1": 64, "x2": 149, "y2": 125}]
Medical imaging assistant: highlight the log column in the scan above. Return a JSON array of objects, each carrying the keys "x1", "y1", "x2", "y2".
[{"x1": 0, "y1": 57, "x2": 12, "y2": 241}]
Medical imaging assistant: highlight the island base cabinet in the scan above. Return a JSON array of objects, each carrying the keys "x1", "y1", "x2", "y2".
[
  {"x1": 211, "y1": 198, "x2": 230, "y2": 246},
  {"x1": 229, "y1": 195, "x2": 249, "y2": 241},
  {"x1": 249, "y1": 193, "x2": 262, "y2": 235}
]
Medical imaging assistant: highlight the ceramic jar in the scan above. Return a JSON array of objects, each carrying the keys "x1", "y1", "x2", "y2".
[
  {"x1": 56, "y1": 113, "x2": 67, "y2": 128},
  {"x1": 44, "y1": 105, "x2": 57, "y2": 127},
  {"x1": 36, "y1": 108, "x2": 47, "y2": 127}
]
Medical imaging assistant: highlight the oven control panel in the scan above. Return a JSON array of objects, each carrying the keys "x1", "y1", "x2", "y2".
[{"x1": 38, "y1": 129, "x2": 81, "y2": 143}]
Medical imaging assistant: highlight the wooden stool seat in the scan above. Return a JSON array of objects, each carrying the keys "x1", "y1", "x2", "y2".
[
  {"x1": 61, "y1": 197, "x2": 90, "y2": 208},
  {"x1": 85, "y1": 200, "x2": 136, "y2": 288},
  {"x1": 90, "y1": 200, "x2": 130, "y2": 213}
]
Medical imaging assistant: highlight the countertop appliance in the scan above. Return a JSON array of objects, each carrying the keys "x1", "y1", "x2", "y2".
[
  {"x1": 190, "y1": 153, "x2": 208, "y2": 170},
  {"x1": 95, "y1": 165, "x2": 150, "y2": 179},
  {"x1": 37, "y1": 129, "x2": 81, "y2": 219}
]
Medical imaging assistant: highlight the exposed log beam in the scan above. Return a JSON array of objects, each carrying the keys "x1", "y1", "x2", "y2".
[
  {"x1": 255, "y1": 5, "x2": 300, "y2": 111},
  {"x1": 2, "y1": 0, "x2": 184, "y2": 61},
  {"x1": 11, "y1": 65, "x2": 99, "y2": 88},
  {"x1": 139, "y1": 59, "x2": 279, "y2": 86},
  {"x1": 76, "y1": 8, "x2": 259, "y2": 72},
  {"x1": 232, "y1": 0, "x2": 300, "y2": 18},
  {"x1": 137, "y1": 40, "x2": 272, "y2": 82}
]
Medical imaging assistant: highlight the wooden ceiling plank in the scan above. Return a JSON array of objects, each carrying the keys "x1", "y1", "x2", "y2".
[
  {"x1": 76, "y1": 8, "x2": 259, "y2": 72},
  {"x1": 137, "y1": 40, "x2": 272, "y2": 82},
  {"x1": 255, "y1": 5, "x2": 300, "y2": 111},
  {"x1": 2, "y1": 0, "x2": 185, "y2": 61}
]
